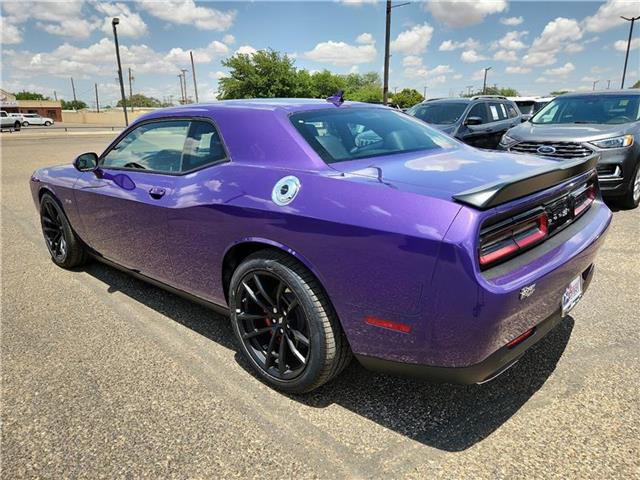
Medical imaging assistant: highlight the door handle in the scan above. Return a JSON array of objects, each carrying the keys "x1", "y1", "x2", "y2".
[{"x1": 148, "y1": 187, "x2": 166, "y2": 199}]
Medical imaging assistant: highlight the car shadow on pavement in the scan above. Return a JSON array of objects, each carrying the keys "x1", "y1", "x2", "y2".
[{"x1": 83, "y1": 260, "x2": 573, "y2": 453}]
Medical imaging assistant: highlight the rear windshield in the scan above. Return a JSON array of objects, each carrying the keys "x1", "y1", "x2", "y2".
[
  {"x1": 290, "y1": 107, "x2": 456, "y2": 164},
  {"x1": 515, "y1": 101, "x2": 534, "y2": 114},
  {"x1": 408, "y1": 102, "x2": 468, "y2": 124},
  {"x1": 532, "y1": 95, "x2": 640, "y2": 125}
]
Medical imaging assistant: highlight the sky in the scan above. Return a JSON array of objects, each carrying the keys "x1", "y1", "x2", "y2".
[{"x1": 1, "y1": 0, "x2": 639, "y2": 107}]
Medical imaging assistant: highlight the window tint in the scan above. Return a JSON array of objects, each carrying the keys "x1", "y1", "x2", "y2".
[
  {"x1": 467, "y1": 103, "x2": 489, "y2": 124},
  {"x1": 102, "y1": 120, "x2": 189, "y2": 173},
  {"x1": 410, "y1": 102, "x2": 468, "y2": 125},
  {"x1": 532, "y1": 95, "x2": 640, "y2": 125},
  {"x1": 290, "y1": 108, "x2": 457, "y2": 164},
  {"x1": 181, "y1": 121, "x2": 226, "y2": 172},
  {"x1": 506, "y1": 103, "x2": 519, "y2": 118}
]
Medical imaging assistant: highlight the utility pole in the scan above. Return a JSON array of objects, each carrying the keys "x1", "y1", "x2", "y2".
[
  {"x1": 70, "y1": 77, "x2": 77, "y2": 102},
  {"x1": 382, "y1": 1, "x2": 410, "y2": 105},
  {"x1": 128, "y1": 67, "x2": 134, "y2": 110},
  {"x1": 181, "y1": 69, "x2": 189, "y2": 103},
  {"x1": 53, "y1": 90, "x2": 57, "y2": 101},
  {"x1": 111, "y1": 17, "x2": 128, "y2": 126},
  {"x1": 607, "y1": 79, "x2": 611, "y2": 89},
  {"x1": 178, "y1": 74, "x2": 185, "y2": 104},
  {"x1": 95, "y1": 83, "x2": 100, "y2": 113},
  {"x1": 482, "y1": 67, "x2": 492, "y2": 95},
  {"x1": 620, "y1": 16, "x2": 640, "y2": 88},
  {"x1": 466, "y1": 85, "x2": 473, "y2": 96},
  {"x1": 592, "y1": 80, "x2": 599, "y2": 91},
  {"x1": 190, "y1": 51, "x2": 199, "y2": 103},
  {"x1": 423, "y1": 85, "x2": 427, "y2": 99}
]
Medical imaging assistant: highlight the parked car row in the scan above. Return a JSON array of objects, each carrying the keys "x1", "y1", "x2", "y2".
[
  {"x1": 4, "y1": 112, "x2": 55, "y2": 127},
  {"x1": 407, "y1": 90, "x2": 640, "y2": 209}
]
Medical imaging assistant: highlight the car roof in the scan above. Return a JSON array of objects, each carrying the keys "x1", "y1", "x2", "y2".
[
  {"x1": 147, "y1": 98, "x2": 384, "y2": 116},
  {"x1": 560, "y1": 90, "x2": 640, "y2": 98},
  {"x1": 422, "y1": 97, "x2": 472, "y2": 104}
]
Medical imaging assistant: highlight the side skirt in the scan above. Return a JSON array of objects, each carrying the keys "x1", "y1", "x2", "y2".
[{"x1": 89, "y1": 253, "x2": 230, "y2": 317}]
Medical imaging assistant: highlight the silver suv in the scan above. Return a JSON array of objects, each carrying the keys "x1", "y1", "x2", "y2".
[{"x1": 499, "y1": 90, "x2": 640, "y2": 209}]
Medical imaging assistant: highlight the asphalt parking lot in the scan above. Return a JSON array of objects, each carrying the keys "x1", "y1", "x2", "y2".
[{"x1": 2, "y1": 133, "x2": 639, "y2": 479}]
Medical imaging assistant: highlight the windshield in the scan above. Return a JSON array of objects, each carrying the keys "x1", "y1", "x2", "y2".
[
  {"x1": 290, "y1": 108, "x2": 457, "y2": 164},
  {"x1": 531, "y1": 95, "x2": 640, "y2": 125},
  {"x1": 408, "y1": 102, "x2": 468, "y2": 125},
  {"x1": 515, "y1": 101, "x2": 534, "y2": 115}
]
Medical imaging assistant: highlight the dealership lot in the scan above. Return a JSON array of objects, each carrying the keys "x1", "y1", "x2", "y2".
[{"x1": 2, "y1": 133, "x2": 639, "y2": 478}]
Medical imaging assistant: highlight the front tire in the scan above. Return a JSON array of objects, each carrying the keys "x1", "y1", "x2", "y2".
[
  {"x1": 620, "y1": 161, "x2": 640, "y2": 209},
  {"x1": 229, "y1": 250, "x2": 351, "y2": 393},
  {"x1": 40, "y1": 193, "x2": 88, "y2": 268},
  {"x1": 44, "y1": 121, "x2": 52, "y2": 126}
]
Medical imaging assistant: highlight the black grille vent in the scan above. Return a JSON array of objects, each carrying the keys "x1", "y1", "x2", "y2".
[{"x1": 510, "y1": 141, "x2": 593, "y2": 159}]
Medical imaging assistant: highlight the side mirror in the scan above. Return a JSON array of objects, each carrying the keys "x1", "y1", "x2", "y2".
[
  {"x1": 464, "y1": 116, "x2": 483, "y2": 126},
  {"x1": 73, "y1": 152, "x2": 99, "y2": 172}
]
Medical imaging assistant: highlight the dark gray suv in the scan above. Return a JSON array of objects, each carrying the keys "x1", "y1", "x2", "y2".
[
  {"x1": 499, "y1": 91, "x2": 640, "y2": 209},
  {"x1": 407, "y1": 96, "x2": 523, "y2": 149}
]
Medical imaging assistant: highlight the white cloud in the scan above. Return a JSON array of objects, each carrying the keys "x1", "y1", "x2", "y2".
[
  {"x1": 391, "y1": 23, "x2": 433, "y2": 55},
  {"x1": 565, "y1": 43, "x2": 584, "y2": 53},
  {"x1": 210, "y1": 71, "x2": 228, "y2": 80},
  {"x1": 304, "y1": 40, "x2": 376, "y2": 65},
  {"x1": 166, "y1": 41, "x2": 229, "y2": 64},
  {"x1": 137, "y1": 0, "x2": 235, "y2": 31},
  {"x1": 39, "y1": 18, "x2": 96, "y2": 39},
  {"x1": 340, "y1": 0, "x2": 377, "y2": 5},
  {"x1": 583, "y1": 0, "x2": 640, "y2": 33},
  {"x1": 581, "y1": 75, "x2": 598, "y2": 82},
  {"x1": 505, "y1": 66, "x2": 532, "y2": 74},
  {"x1": 453, "y1": 73, "x2": 463, "y2": 80},
  {"x1": 523, "y1": 17, "x2": 582, "y2": 66},
  {"x1": 222, "y1": 34, "x2": 235, "y2": 45},
  {"x1": 426, "y1": 0, "x2": 507, "y2": 28},
  {"x1": 492, "y1": 31, "x2": 528, "y2": 50},
  {"x1": 471, "y1": 68, "x2": 487, "y2": 81},
  {"x1": 460, "y1": 49, "x2": 487, "y2": 63},
  {"x1": 494, "y1": 50, "x2": 518, "y2": 62},
  {"x1": 402, "y1": 55, "x2": 423, "y2": 67},
  {"x1": 614, "y1": 38, "x2": 640, "y2": 52},
  {"x1": 591, "y1": 65, "x2": 611, "y2": 74},
  {"x1": 356, "y1": 32, "x2": 375, "y2": 45},
  {"x1": 535, "y1": 77, "x2": 551, "y2": 83},
  {"x1": 0, "y1": 19, "x2": 23, "y2": 45},
  {"x1": 438, "y1": 38, "x2": 480, "y2": 51},
  {"x1": 96, "y1": 3, "x2": 148, "y2": 38},
  {"x1": 403, "y1": 57, "x2": 453, "y2": 82},
  {"x1": 349, "y1": 65, "x2": 359, "y2": 74},
  {"x1": 235, "y1": 45, "x2": 257, "y2": 56},
  {"x1": 500, "y1": 16, "x2": 524, "y2": 26},
  {"x1": 544, "y1": 62, "x2": 575, "y2": 76}
]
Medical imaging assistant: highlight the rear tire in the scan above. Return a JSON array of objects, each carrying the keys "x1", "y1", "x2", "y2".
[
  {"x1": 229, "y1": 249, "x2": 351, "y2": 393},
  {"x1": 40, "y1": 193, "x2": 89, "y2": 268},
  {"x1": 620, "y1": 161, "x2": 640, "y2": 209},
  {"x1": 13, "y1": 122, "x2": 20, "y2": 131},
  {"x1": 22, "y1": 121, "x2": 29, "y2": 127}
]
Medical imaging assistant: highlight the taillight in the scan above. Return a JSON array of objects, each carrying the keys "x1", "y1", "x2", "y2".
[
  {"x1": 573, "y1": 183, "x2": 596, "y2": 217},
  {"x1": 479, "y1": 211, "x2": 549, "y2": 268}
]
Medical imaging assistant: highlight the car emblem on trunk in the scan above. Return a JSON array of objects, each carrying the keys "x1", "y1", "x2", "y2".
[
  {"x1": 537, "y1": 145, "x2": 556, "y2": 155},
  {"x1": 272, "y1": 176, "x2": 301, "y2": 206},
  {"x1": 519, "y1": 284, "x2": 536, "y2": 299}
]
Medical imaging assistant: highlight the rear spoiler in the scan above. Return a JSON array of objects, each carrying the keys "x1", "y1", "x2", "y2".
[{"x1": 452, "y1": 155, "x2": 598, "y2": 210}]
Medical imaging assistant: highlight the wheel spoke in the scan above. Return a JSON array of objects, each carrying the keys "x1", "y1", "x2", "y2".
[
  {"x1": 278, "y1": 333, "x2": 287, "y2": 374},
  {"x1": 237, "y1": 312, "x2": 266, "y2": 322},
  {"x1": 242, "y1": 327, "x2": 272, "y2": 340},
  {"x1": 242, "y1": 281, "x2": 271, "y2": 313},
  {"x1": 284, "y1": 298, "x2": 298, "y2": 316},
  {"x1": 263, "y1": 332, "x2": 278, "y2": 370},
  {"x1": 285, "y1": 335, "x2": 307, "y2": 364},
  {"x1": 275, "y1": 281, "x2": 285, "y2": 311},
  {"x1": 289, "y1": 328, "x2": 309, "y2": 346},
  {"x1": 253, "y1": 274, "x2": 276, "y2": 310}
]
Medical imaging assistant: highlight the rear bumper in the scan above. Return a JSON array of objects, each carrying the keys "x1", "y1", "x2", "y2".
[{"x1": 357, "y1": 263, "x2": 594, "y2": 384}]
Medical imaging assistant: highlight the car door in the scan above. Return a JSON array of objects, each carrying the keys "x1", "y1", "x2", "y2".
[
  {"x1": 459, "y1": 102, "x2": 492, "y2": 148},
  {"x1": 487, "y1": 101, "x2": 515, "y2": 149},
  {"x1": 74, "y1": 119, "x2": 191, "y2": 284}
]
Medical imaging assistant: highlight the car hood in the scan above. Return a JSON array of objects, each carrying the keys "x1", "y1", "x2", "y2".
[
  {"x1": 508, "y1": 121, "x2": 630, "y2": 142},
  {"x1": 329, "y1": 146, "x2": 560, "y2": 202}
]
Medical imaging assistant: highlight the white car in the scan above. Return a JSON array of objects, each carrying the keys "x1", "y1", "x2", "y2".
[
  {"x1": 20, "y1": 113, "x2": 54, "y2": 126},
  {"x1": 1, "y1": 110, "x2": 22, "y2": 131}
]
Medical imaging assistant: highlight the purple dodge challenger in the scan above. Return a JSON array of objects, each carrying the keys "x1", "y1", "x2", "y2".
[{"x1": 31, "y1": 99, "x2": 611, "y2": 393}]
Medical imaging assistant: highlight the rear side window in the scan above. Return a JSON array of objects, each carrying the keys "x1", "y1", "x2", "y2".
[
  {"x1": 181, "y1": 121, "x2": 227, "y2": 172},
  {"x1": 467, "y1": 103, "x2": 489, "y2": 124},
  {"x1": 290, "y1": 107, "x2": 456, "y2": 164},
  {"x1": 506, "y1": 103, "x2": 519, "y2": 118},
  {"x1": 488, "y1": 102, "x2": 508, "y2": 121}
]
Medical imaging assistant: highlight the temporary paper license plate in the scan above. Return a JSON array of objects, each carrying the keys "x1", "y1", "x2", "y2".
[{"x1": 561, "y1": 275, "x2": 583, "y2": 316}]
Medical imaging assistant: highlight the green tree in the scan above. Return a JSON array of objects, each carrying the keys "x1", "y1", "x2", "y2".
[
  {"x1": 117, "y1": 93, "x2": 163, "y2": 108},
  {"x1": 14, "y1": 90, "x2": 50, "y2": 100},
  {"x1": 390, "y1": 88, "x2": 424, "y2": 108},
  {"x1": 630, "y1": 80, "x2": 640, "y2": 89},
  {"x1": 463, "y1": 86, "x2": 519, "y2": 97},
  {"x1": 61, "y1": 99, "x2": 88, "y2": 110},
  {"x1": 218, "y1": 49, "x2": 299, "y2": 99},
  {"x1": 310, "y1": 70, "x2": 346, "y2": 98},
  {"x1": 550, "y1": 90, "x2": 570, "y2": 96}
]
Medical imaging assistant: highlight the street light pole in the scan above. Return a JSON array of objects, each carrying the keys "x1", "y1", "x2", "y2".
[
  {"x1": 482, "y1": 67, "x2": 492, "y2": 95},
  {"x1": 592, "y1": 80, "x2": 599, "y2": 91},
  {"x1": 111, "y1": 18, "x2": 128, "y2": 126},
  {"x1": 620, "y1": 16, "x2": 640, "y2": 89},
  {"x1": 190, "y1": 51, "x2": 199, "y2": 103},
  {"x1": 382, "y1": 1, "x2": 410, "y2": 106},
  {"x1": 181, "y1": 69, "x2": 189, "y2": 103}
]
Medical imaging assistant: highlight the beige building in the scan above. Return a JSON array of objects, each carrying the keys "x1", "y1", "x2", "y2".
[{"x1": 0, "y1": 89, "x2": 63, "y2": 121}]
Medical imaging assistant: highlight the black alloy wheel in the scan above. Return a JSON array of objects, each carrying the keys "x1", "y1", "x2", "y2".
[
  {"x1": 229, "y1": 250, "x2": 351, "y2": 393},
  {"x1": 236, "y1": 271, "x2": 310, "y2": 380},
  {"x1": 39, "y1": 193, "x2": 88, "y2": 268}
]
